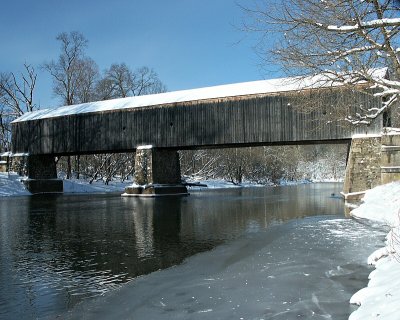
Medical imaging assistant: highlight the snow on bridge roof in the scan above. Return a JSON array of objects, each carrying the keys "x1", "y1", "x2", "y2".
[{"x1": 13, "y1": 68, "x2": 387, "y2": 123}]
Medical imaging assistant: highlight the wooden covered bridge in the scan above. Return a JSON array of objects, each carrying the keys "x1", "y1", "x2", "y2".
[{"x1": 11, "y1": 75, "x2": 384, "y2": 195}]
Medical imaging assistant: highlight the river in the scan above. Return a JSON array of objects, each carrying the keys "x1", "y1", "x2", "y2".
[{"x1": 0, "y1": 183, "x2": 386, "y2": 319}]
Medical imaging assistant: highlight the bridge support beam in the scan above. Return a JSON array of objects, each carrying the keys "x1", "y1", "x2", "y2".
[
  {"x1": 123, "y1": 146, "x2": 188, "y2": 197},
  {"x1": 23, "y1": 155, "x2": 63, "y2": 194}
]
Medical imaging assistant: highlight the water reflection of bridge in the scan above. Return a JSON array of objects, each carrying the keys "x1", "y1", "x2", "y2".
[{"x1": 19, "y1": 185, "x2": 343, "y2": 283}]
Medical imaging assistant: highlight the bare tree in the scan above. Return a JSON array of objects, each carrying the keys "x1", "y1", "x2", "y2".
[
  {"x1": 43, "y1": 31, "x2": 89, "y2": 106},
  {"x1": 0, "y1": 64, "x2": 38, "y2": 151},
  {"x1": 180, "y1": 145, "x2": 348, "y2": 185},
  {"x1": 243, "y1": 0, "x2": 400, "y2": 125},
  {"x1": 75, "y1": 57, "x2": 100, "y2": 104},
  {"x1": 96, "y1": 63, "x2": 166, "y2": 100},
  {"x1": 42, "y1": 32, "x2": 166, "y2": 182},
  {"x1": 180, "y1": 150, "x2": 223, "y2": 179},
  {"x1": 132, "y1": 66, "x2": 167, "y2": 96},
  {"x1": 98, "y1": 63, "x2": 133, "y2": 99},
  {"x1": 43, "y1": 31, "x2": 90, "y2": 178}
]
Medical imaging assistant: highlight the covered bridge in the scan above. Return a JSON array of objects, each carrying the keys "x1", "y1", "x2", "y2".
[{"x1": 11, "y1": 74, "x2": 384, "y2": 195}]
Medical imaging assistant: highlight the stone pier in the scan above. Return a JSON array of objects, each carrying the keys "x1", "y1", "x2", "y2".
[
  {"x1": 342, "y1": 131, "x2": 400, "y2": 200},
  {"x1": 123, "y1": 146, "x2": 188, "y2": 197},
  {"x1": 23, "y1": 155, "x2": 63, "y2": 194}
]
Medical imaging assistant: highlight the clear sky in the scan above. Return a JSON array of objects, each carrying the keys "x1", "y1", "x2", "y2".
[{"x1": 0, "y1": 0, "x2": 281, "y2": 109}]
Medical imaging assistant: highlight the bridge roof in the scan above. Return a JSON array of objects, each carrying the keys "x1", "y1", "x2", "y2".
[{"x1": 13, "y1": 68, "x2": 387, "y2": 123}]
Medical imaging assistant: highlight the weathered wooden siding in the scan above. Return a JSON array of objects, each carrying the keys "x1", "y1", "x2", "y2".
[{"x1": 11, "y1": 91, "x2": 383, "y2": 155}]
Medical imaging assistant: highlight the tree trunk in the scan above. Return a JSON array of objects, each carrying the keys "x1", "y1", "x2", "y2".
[
  {"x1": 67, "y1": 156, "x2": 72, "y2": 179},
  {"x1": 75, "y1": 155, "x2": 80, "y2": 179}
]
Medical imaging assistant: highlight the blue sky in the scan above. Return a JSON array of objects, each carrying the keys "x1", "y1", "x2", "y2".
[{"x1": 0, "y1": 0, "x2": 281, "y2": 108}]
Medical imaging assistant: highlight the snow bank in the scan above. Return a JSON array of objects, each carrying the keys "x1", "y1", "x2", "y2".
[
  {"x1": 351, "y1": 182, "x2": 400, "y2": 226},
  {"x1": 0, "y1": 173, "x2": 323, "y2": 198},
  {"x1": 0, "y1": 175, "x2": 275, "y2": 197},
  {"x1": 0, "y1": 173, "x2": 30, "y2": 196},
  {"x1": 349, "y1": 182, "x2": 400, "y2": 320},
  {"x1": 63, "y1": 179, "x2": 131, "y2": 194},
  {"x1": 0, "y1": 173, "x2": 133, "y2": 197}
]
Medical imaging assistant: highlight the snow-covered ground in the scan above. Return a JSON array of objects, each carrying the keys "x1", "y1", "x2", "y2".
[
  {"x1": 0, "y1": 172, "x2": 133, "y2": 196},
  {"x1": 185, "y1": 177, "x2": 314, "y2": 189},
  {"x1": 348, "y1": 182, "x2": 400, "y2": 320},
  {"x1": 0, "y1": 174, "x2": 249, "y2": 197},
  {"x1": 0, "y1": 173, "x2": 30, "y2": 196},
  {"x1": 63, "y1": 178, "x2": 132, "y2": 193},
  {"x1": 0, "y1": 173, "x2": 311, "y2": 197}
]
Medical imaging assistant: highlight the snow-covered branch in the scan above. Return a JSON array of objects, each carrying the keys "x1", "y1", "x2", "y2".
[
  {"x1": 316, "y1": 18, "x2": 400, "y2": 33},
  {"x1": 244, "y1": 0, "x2": 400, "y2": 125}
]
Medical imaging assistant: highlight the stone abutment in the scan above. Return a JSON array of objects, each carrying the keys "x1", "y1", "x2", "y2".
[{"x1": 342, "y1": 131, "x2": 400, "y2": 200}]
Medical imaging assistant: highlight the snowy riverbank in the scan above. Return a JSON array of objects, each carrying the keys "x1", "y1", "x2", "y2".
[
  {"x1": 348, "y1": 182, "x2": 400, "y2": 320},
  {"x1": 0, "y1": 172, "x2": 133, "y2": 196},
  {"x1": 0, "y1": 173, "x2": 31, "y2": 196},
  {"x1": 0, "y1": 172, "x2": 313, "y2": 197}
]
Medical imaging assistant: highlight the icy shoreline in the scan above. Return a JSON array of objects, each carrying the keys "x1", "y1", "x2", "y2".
[
  {"x1": 0, "y1": 173, "x2": 316, "y2": 197},
  {"x1": 348, "y1": 182, "x2": 400, "y2": 320}
]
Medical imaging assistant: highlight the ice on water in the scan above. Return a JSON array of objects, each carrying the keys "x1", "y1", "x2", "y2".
[{"x1": 66, "y1": 216, "x2": 384, "y2": 320}]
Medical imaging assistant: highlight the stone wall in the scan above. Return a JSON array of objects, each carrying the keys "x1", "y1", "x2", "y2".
[
  {"x1": 151, "y1": 149, "x2": 181, "y2": 184},
  {"x1": 11, "y1": 156, "x2": 27, "y2": 176},
  {"x1": 26, "y1": 155, "x2": 58, "y2": 179},
  {"x1": 343, "y1": 135, "x2": 382, "y2": 195},
  {"x1": 23, "y1": 155, "x2": 63, "y2": 194},
  {"x1": 343, "y1": 131, "x2": 400, "y2": 199},
  {"x1": 134, "y1": 147, "x2": 181, "y2": 185},
  {"x1": 134, "y1": 148, "x2": 152, "y2": 185},
  {"x1": 125, "y1": 147, "x2": 187, "y2": 196}
]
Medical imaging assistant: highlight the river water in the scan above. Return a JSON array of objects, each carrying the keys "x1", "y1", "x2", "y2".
[{"x1": 0, "y1": 183, "x2": 386, "y2": 319}]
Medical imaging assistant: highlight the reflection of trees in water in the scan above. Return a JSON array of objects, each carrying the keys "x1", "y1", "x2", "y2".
[
  {"x1": 23, "y1": 196, "x2": 186, "y2": 280},
  {"x1": 5, "y1": 195, "x2": 187, "y2": 314},
  {"x1": 179, "y1": 184, "x2": 344, "y2": 241},
  {"x1": 20, "y1": 186, "x2": 343, "y2": 282}
]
